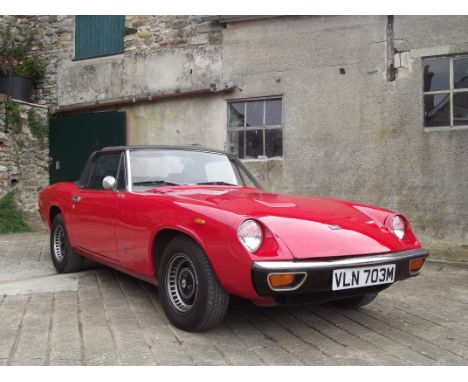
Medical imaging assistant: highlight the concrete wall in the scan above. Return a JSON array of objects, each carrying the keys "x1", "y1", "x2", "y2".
[
  {"x1": 218, "y1": 16, "x2": 468, "y2": 243},
  {"x1": 123, "y1": 96, "x2": 226, "y2": 149},
  {"x1": 57, "y1": 48, "x2": 224, "y2": 107}
]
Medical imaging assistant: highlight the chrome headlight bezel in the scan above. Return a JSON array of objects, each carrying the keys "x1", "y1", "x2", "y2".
[{"x1": 237, "y1": 219, "x2": 263, "y2": 253}]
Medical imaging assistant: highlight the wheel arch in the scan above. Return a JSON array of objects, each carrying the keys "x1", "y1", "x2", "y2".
[
  {"x1": 49, "y1": 205, "x2": 63, "y2": 227},
  {"x1": 151, "y1": 227, "x2": 208, "y2": 279}
]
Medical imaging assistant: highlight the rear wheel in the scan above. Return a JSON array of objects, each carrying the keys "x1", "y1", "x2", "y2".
[
  {"x1": 158, "y1": 235, "x2": 229, "y2": 332},
  {"x1": 50, "y1": 214, "x2": 83, "y2": 273},
  {"x1": 331, "y1": 292, "x2": 378, "y2": 309}
]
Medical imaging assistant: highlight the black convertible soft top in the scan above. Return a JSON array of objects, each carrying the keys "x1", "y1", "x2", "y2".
[
  {"x1": 100, "y1": 145, "x2": 231, "y2": 156},
  {"x1": 78, "y1": 145, "x2": 238, "y2": 187}
]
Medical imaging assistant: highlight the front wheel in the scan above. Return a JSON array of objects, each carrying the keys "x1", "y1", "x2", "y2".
[
  {"x1": 50, "y1": 214, "x2": 83, "y2": 273},
  {"x1": 331, "y1": 292, "x2": 378, "y2": 309},
  {"x1": 158, "y1": 235, "x2": 229, "y2": 332}
]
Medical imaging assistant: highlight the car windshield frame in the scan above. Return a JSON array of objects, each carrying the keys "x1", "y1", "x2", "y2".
[{"x1": 125, "y1": 148, "x2": 262, "y2": 192}]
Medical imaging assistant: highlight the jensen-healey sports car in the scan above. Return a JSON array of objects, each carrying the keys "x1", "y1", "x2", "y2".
[{"x1": 38, "y1": 145, "x2": 428, "y2": 331}]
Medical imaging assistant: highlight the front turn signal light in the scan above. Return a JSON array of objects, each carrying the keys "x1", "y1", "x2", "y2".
[
  {"x1": 268, "y1": 273, "x2": 296, "y2": 288},
  {"x1": 409, "y1": 258, "x2": 425, "y2": 274},
  {"x1": 267, "y1": 272, "x2": 307, "y2": 291}
]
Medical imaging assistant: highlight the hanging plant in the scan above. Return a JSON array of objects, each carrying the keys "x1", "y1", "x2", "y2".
[
  {"x1": 0, "y1": 23, "x2": 46, "y2": 102},
  {"x1": 0, "y1": 24, "x2": 45, "y2": 82}
]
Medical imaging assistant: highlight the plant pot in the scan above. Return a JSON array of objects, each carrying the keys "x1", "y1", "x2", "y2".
[{"x1": 0, "y1": 75, "x2": 33, "y2": 102}]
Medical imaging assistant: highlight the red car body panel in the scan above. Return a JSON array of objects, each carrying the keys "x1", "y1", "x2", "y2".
[{"x1": 38, "y1": 180, "x2": 422, "y2": 303}]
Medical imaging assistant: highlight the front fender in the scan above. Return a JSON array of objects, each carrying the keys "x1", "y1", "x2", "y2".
[{"x1": 149, "y1": 206, "x2": 263, "y2": 300}]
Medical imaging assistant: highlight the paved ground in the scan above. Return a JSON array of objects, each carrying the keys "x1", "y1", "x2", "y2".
[{"x1": 0, "y1": 232, "x2": 467, "y2": 366}]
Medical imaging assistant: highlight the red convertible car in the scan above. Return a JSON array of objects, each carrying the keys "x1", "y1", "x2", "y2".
[{"x1": 38, "y1": 146, "x2": 428, "y2": 331}]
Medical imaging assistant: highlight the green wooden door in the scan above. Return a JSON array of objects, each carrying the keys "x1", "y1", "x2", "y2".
[{"x1": 49, "y1": 111, "x2": 126, "y2": 184}]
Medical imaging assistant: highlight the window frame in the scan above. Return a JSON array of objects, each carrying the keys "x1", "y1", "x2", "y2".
[
  {"x1": 423, "y1": 55, "x2": 468, "y2": 130},
  {"x1": 226, "y1": 96, "x2": 284, "y2": 160},
  {"x1": 115, "y1": 152, "x2": 127, "y2": 191}
]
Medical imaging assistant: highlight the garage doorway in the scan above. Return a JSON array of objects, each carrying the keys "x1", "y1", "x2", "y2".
[{"x1": 49, "y1": 111, "x2": 126, "y2": 184}]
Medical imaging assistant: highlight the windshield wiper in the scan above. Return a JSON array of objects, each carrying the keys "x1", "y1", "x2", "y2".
[
  {"x1": 133, "y1": 180, "x2": 182, "y2": 187},
  {"x1": 196, "y1": 181, "x2": 239, "y2": 186}
]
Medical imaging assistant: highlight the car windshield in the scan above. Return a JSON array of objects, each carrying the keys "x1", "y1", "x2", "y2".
[{"x1": 129, "y1": 149, "x2": 259, "y2": 189}]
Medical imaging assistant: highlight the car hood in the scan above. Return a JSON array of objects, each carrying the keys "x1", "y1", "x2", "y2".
[{"x1": 153, "y1": 186, "x2": 417, "y2": 259}]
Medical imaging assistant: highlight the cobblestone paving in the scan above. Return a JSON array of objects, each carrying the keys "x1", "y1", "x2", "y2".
[{"x1": 0, "y1": 232, "x2": 467, "y2": 365}]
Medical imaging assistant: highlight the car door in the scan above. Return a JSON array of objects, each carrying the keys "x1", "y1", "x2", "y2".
[{"x1": 69, "y1": 152, "x2": 125, "y2": 261}]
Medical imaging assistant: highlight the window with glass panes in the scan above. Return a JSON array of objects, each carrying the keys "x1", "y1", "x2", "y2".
[
  {"x1": 423, "y1": 56, "x2": 468, "y2": 128},
  {"x1": 227, "y1": 98, "x2": 283, "y2": 159}
]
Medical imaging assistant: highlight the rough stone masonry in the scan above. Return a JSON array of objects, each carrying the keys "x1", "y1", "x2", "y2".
[{"x1": 0, "y1": 100, "x2": 49, "y2": 223}]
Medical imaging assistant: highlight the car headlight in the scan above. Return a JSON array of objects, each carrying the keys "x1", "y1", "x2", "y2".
[
  {"x1": 238, "y1": 219, "x2": 263, "y2": 252},
  {"x1": 392, "y1": 215, "x2": 406, "y2": 240}
]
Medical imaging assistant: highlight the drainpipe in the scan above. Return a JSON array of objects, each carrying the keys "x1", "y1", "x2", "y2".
[{"x1": 386, "y1": 15, "x2": 396, "y2": 81}]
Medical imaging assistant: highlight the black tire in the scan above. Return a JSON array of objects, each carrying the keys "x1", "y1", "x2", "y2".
[
  {"x1": 158, "y1": 235, "x2": 230, "y2": 332},
  {"x1": 331, "y1": 292, "x2": 378, "y2": 309},
  {"x1": 50, "y1": 214, "x2": 83, "y2": 273}
]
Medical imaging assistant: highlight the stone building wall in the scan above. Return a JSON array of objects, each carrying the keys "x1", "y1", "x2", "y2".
[
  {"x1": 1, "y1": 15, "x2": 223, "y2": 108},
  {"x1": 0, "y1": 15, "x2": 224, "y2": 225},
  {"x1": 0, "y1": 15, "x2": 74, "y2": 106},
  {"x1": 124, "y1": 15, "x2": 222, "y2": 53},
  {"x1": 0, "y1": 16, "x2": 56, "y2": 224},
  {"x1": 0, "y1": 101, "x2": 49, "y2": 220},
  {"x1": 0, "y1": 15, "x2": 466, "y2": 249},
  {"x1": 56, "y1": 16, "x2": 224, "y2": 108}
]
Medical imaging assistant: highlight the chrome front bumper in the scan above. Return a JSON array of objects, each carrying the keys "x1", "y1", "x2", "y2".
[{"x1": 251, "y1": 248, "x2": 429, "y2": 304}]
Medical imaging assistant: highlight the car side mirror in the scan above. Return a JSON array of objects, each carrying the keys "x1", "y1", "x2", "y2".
[{"x1": 102, "y1": 176, "x2": 116, "y2": 191}]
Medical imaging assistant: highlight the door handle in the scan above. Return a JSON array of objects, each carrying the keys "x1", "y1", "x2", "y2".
[{"x1": 72, "y1": 195, "x2": 81, "y2": 203}]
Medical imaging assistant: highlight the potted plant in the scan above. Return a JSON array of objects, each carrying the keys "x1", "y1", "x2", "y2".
[{"x1": 0, "y1": 23, "x2": 46, "y2": 102}]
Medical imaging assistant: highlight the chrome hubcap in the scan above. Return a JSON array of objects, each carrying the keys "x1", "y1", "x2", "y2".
[
  {"x1": 166, "y1": 254, "x2": 198, "y2": 313},
  {"x1": 53, "y1": 225, "x2": 65, "y2": 262}
]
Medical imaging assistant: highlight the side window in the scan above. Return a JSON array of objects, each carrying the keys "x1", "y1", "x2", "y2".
[{"x1": 87, "y1": 154, "x2": 121, "y2": 190}]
